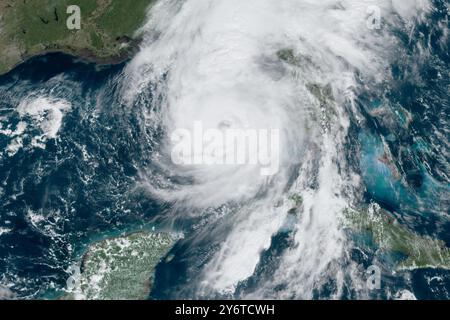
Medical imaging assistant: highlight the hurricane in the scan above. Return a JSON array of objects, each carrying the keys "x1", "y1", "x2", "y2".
[{"x1": 0, "y1": 0, "x2": 449, "y2": 300}]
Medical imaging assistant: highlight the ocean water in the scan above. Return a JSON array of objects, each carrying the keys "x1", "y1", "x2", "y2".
[{"x1": 0, "y1": 0, "x2": 449, "y2": 299}]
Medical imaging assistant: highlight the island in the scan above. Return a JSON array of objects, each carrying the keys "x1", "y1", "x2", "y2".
[
  {"x1": 286, "y1": 192, "x2": 450, "y2": 271},
  {"x1": 0, "y1": 0, "x2": 157, "y2": 75},
  {"x1": 345, "y1": 205, "x2": 450, "y2": 271},
  {"x1": 64, "y1": 231, "x2": 174, "y2": 300}
]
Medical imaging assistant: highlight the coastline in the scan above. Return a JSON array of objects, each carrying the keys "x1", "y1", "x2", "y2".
[
  {"x1": 60, "y1": 227, "x2": 177, "y2": 300},
  {"x1": 0, "y1": 38, "x2": 142, "y2": 77},
  {"x1": 0, "y1": 0, "x2": 155, "y2": 76}
]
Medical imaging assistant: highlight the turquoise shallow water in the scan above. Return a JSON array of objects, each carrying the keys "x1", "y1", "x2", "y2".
[{"x1": 0, "y1": 1, "x2": 449, "y2": 300}]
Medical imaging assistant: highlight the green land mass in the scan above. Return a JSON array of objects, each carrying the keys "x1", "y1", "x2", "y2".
[
  {"x1": 278, "y1": 47, "x2": 450, "y2": 272},
  {"x1": 64, "y1": 231, "x2": 173, "y2": 300},
  {"x1": 0, "y1": 0, "x2": 157, "y2": 75},
  {"x1": 286, "y1": 192, "x2": 450, "y2": 271},
  {"x1": 345, "y1": 206, "x2": 450, "y2": 271}
]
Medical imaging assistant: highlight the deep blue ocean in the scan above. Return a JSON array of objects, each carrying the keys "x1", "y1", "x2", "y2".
[{"x1": 0, "y1": 1, "x2": 449, "y2": 300}]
